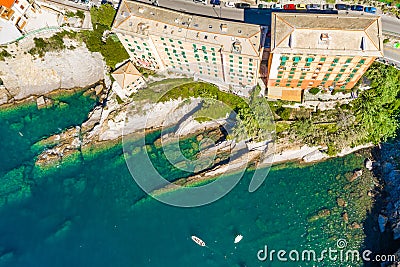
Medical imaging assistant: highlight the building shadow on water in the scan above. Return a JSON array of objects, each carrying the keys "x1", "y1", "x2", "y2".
[{"x1": 362, "y1": 143, "x2": 400, "y2": 267}]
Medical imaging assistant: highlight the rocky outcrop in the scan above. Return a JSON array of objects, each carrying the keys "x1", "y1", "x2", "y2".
[{"x1": 0, "y1": 43, "x2": 104, "y2": 104}]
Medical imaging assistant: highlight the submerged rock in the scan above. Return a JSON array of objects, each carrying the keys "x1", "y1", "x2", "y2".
[
  {"x1": 378, "y1": 214, "x2": 388, "y2": 233},
  {"x1": 46, "y1": 220, "x2": 72, "y2": 243},
  {"x1": 308, "y1": 209, "x2": 331, "y2": 222},
  {"x1": 348, "y1": 169, "x2": 363, "y2": 182},
  {"x1": 342, "y1": 212, "x2": 349, "y2": 223},
  {"x1": 336, "y1": 197, "x2": 347, "y2": 208},
  {"x1": 0, "y1": 250, "x2": 14, "y2": 263},
  {"x1": 350, "y1": 221, "x2": 361, "y2": 229}
]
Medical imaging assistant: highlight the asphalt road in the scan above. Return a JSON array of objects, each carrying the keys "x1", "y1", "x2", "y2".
[
  {"x1": 147, "y1": 0, "x2": 244, "y2": 20},
  {"x1": 383, "y1": 45, "x2": 400, "y2": 65},
  {"x1": 381, "y1": 16, "x2": 400, "y2": 35}
]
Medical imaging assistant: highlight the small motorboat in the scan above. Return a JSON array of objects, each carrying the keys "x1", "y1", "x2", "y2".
[
  {"x1": 191, "y1": 235, "x2": 206, "y2": 247},
  {"x1": 234, "y1": 234, "x2": 243, "y2": 244}
]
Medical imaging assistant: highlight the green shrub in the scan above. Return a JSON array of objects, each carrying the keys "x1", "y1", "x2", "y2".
[
  {"x1": 383, "y1": 38, "x2": 390, "y2": 44},
  {"x1": 0, "y1": 49, "x2": 11, "y2": 61},
  {"x1": 326, "y1": 143, "x2": 338, "y2": 156},
  {"x1": 76, "y1": 10, "x2": 85, "y2": 20},
  {"x1": 28, "y1": 35, "x2": 65, "y2": 57},
  {"x1": 90, "y1": 4, "x2": 116, "y2": 29},
  {"x1": 309, "y1": 88, "x2": 320, "y2": 95},
  {"x1": 276, "y1": 107, "x2": 291, "y2": 120},
  {"x1": 81, "y1": 6, "x2": 129, "y2": 69}
]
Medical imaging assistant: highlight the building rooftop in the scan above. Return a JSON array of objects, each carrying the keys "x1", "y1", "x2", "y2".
[
  {"x1": 0, "y1": 0, "x2": 14, "y2": 8},
  {"x1": 112, "y1": 61, "x2": 142, "y2": 89},
  {"x1": 112, "y1": 0, "x2": 263, "y2": 56},
  {"x1": 270, "y1": 13, "x2": 383, "y2": 57}
]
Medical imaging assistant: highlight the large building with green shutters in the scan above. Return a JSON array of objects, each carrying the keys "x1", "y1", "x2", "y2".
[
  {"x1": 112, "y1": 0, "x2": 266, "y2": 95},
  {"x1": 267, "y1": 12, "x2": 384, "y2": 101}
]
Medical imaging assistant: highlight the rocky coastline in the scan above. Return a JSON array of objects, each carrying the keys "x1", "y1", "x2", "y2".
[{"x1": 372, "y1": 142, "x2": 400, "y2": 266}]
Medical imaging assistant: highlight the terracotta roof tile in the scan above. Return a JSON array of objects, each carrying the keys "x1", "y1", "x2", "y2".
[{"x1": 0, "y1": 0, "x2": 15, "y2": 9}]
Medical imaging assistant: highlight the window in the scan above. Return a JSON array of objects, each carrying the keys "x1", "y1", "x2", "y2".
[
  {"x1": 333, "y1": 58, "x2": 339, "y2": 63},
  {"x1": 320, "y1": 57, "x2": 326, "y2": 62},
  {"x1": 359, "y1": 59, "x2": 365, "y2": 64},
  {"x1": 293, "y1": 56, "x2": 301, "y2": 63},
  {"x1": 306, "y1": 57, "x2": 314, "y2": 63},
  {"x1": 346, "y1": 58, "x2": 352, "y2": 63},
  {"x1": 178, "y1": 40, "x2": 182, "y2": 44},
  {"x1": 169, "y1": 39, "x2": 173, "y2": 42}
]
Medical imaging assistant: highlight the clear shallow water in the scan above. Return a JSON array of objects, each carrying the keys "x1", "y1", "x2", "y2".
[{"x1": 0, "y1": 91, "x2": 368, "y2": 267}]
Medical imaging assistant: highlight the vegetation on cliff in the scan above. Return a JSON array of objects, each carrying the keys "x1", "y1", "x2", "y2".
[
  {"x1": 273, "y1": 63, "x2": 400, "y2": 155},
  {"x1": 82, "y1": 4, "x2": 129, "y2": 69},
  {"x1": 27, "y1": 4, "x2": 128, "y2": 69},
  {"x1": 159, "y1": 82, "x2": 274, "y2": 141}
]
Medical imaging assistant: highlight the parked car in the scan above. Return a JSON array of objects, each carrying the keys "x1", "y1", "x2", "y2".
[
  {"x1": 235, "y1": 2, "x2": 250, "y2": 8},
  {"x1": 225, "y1": 1, "x2": 235, "y2": 7},
  {"x1": 296, "y1": 3, "x2": 306, "y2": 10},
  {"x1": 351, "y1": 5, "x2": 364, "y2": 11},
  {"x1": 210, "y1": 0, "x2": 220, "y2": 5},
  {"x1": 335, "y1": 4, "x2": 350, "y2": 10},
  {"x1": 193, "y1": 0, "x2": 207, "y2": 4},
  {"x1": 271, "y1": 3, "x2": 283, "y2": 9},
  {"x1": 306, "y1": 4, "x2": 321, "y2": 10},
  {"x1": 364, "y1": 6, "x2": 377, "y2": 13},
  {"x1": 283, "y1": 4, "x2": 296, "y2": 9},
  {"x1": 322, "y1": 4, "x2": 334, "y2": 10}
]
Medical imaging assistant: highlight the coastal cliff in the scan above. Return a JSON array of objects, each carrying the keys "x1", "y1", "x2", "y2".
[{"x1": 0, "y1": 40, "x2": 105, "y2": 105}]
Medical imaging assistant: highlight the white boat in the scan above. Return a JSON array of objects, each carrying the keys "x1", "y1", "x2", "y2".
[
  {"x1": 191, "y1": 235, "x2": 206, "y2": 247},
  {"x1": 234, "y1": 234, "x2": 243, "y2": 244}
]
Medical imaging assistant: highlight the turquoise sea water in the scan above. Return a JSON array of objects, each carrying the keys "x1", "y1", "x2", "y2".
[{"x1": 0, "y1": 91, "x2": 370, "y2": 267}]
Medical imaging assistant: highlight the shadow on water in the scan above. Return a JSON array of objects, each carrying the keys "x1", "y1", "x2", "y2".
[{"x1": 362, "y1": 143, "x2": 400, "y2": 267}]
